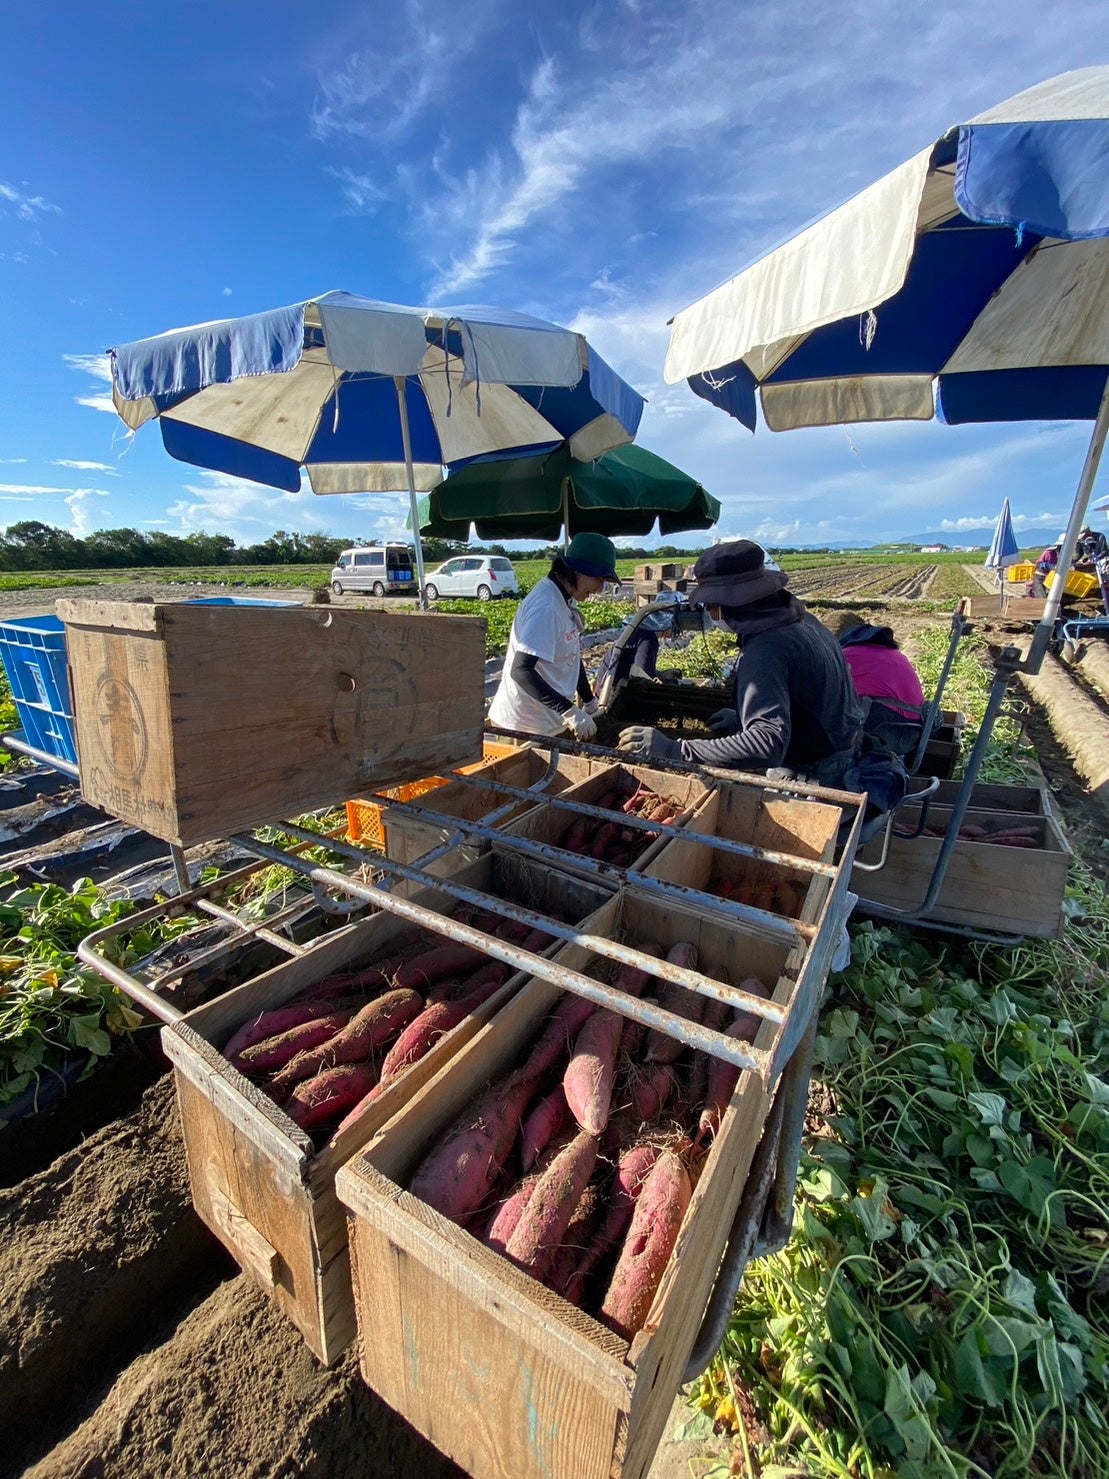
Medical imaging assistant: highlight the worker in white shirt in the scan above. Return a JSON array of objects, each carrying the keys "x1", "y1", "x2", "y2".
[{"x1": 488, "y1": 532, "x2": 619, "y2": 742}]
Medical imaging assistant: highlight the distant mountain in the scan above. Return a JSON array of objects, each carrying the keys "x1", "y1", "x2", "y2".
[{"x1": 889, "y1": 523, "x2": 1066, "y2": 549}]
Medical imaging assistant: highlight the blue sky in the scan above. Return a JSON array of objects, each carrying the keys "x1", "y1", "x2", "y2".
[{"x1": 1, "y1": 0, "x2": 1107, "y2": 552}]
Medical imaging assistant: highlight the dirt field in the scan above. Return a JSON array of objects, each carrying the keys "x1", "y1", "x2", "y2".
[{"x1": 4, "y1": 575, "x2": 1109, "y2": 1478}]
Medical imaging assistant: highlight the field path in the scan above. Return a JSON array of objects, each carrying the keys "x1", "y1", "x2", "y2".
[{"x1": 962, "y1": 563, "x2": 1005, "y2": 593}]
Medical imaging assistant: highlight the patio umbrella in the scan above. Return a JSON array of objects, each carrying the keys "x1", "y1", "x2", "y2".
[
  {"x1": 108, "y1": 292, "x2": 645, "y2": 603},
  {"x1": 984, "y1": 498, "x2": 1021, "y2": 605},
  {"x1": 664, "y1": 66, "x2": 1109, "y2": 669},
  {"x1": 411, "y1": 443, "x2": 721, "y2": 543}
]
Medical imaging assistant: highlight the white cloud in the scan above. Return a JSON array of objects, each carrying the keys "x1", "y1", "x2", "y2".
[
  {"x1": 53, "y1": 459, "x2": 118, "y2": 475},
  {"x1": 221, "y1": 287, "x2": 233, "y2": 296},
  {"x1": 64, "y1": 488, "x2": 110, "y2": 537},
  {"x1": 63, "y1": 352, "x2": 117, "y2": 415},
  {"x1": 0, "y1": 458, "x2": 28, "y2": 465},
  {"x1": 326, "y1": 165, "x2": 386, "y2": 213},
  {"x1": 0, "y1": 180, "x2": 61, "y2": 222},
  {"x1": 164, "y1": 469, "x2": 393, "y2": 544}
]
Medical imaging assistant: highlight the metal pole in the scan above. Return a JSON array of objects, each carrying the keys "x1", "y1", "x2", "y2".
[
  {"x1": 169, "y1": 844, "x2": 191, "y2": 894},
  {"x1": 394, "y1": 374, "x2": 429, "y2": 611},
  {"x1": 1026, "y1": 375, "x2": 1109, "y2": 674}
]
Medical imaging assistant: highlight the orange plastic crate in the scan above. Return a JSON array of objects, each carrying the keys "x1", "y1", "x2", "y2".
[{"x1": 345, "y1": 742, "x2": 520, "y2": 851}]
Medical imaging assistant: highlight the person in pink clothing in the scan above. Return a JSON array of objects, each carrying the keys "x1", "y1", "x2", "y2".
[{"x1": 831, "y1": 619, "x2": 926, "y2": 756}]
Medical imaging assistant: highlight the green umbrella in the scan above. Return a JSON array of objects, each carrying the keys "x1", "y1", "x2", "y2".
[{"x1": 412, "y1": 443, "x2": 720, "y2": 542}]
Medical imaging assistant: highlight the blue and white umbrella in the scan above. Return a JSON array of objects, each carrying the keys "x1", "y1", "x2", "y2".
[
  {"x1": 985, "y1": 498, "x2": 1021, "y2": 604},
  {"x1": 109, "y1": 292, "x2": 645, "y2": 599},
  {"x1": 664, "y1": 67, "x2": 1109, "y2": 665}
]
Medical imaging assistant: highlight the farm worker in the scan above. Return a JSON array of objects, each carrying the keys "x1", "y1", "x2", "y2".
[
  {"x1": 1029, "y1": 536, "x2": 1064, "y2": 599},
  {"x1": 617, "y1": 541, "x2": 866, "y2": 790},
  {"x1": 594, "y1": 590, "x2": 683, "y2": 704},
  {"x1": 830, "y1": 618, "x2": 926, "y2": 759},
  {"x1": 488, "y1": 531, "x2": 618, "y2": 742},
  {"x1": 1073, "y1": 525, "x2": 1109, "y2": 569}
]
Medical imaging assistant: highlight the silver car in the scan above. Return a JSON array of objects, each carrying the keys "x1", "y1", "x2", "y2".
[{"x1": 424, "y1": 555, "x2": 519, "y2": 601}]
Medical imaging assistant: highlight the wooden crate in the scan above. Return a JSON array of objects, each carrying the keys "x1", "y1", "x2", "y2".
[
  {"x1": 335, "y1": 886, "x2": 826, "y2": 1479},
  {"x1": 851, "y1": 800, "x2": 1071, "y2": 937},
  {"x1": 380, "y1": 746, "x2": 596, "y2": 875},
  {"x1": 500, "y1": 761, "x2": 713, "y2": 875},
  {"x1": 642, "y1": 778, "x2": 844, "y2": 922},
  {"x1": 911, "y1": 777, "x2": 1060, "y2": 818},
  {"x1": 958, "y1": 595, "x2": 1047, "y2": 620},
  {"x1": 160, "y1": 851, "x2": 613, "y2": 1364},
  {"x1": 58, "y1": 599, "x2": 486, "y2": 846}
]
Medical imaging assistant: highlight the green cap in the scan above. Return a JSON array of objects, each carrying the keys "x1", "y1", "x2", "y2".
[{"x1": 563, "y1": 531, "x2": 618, "y2": 581}]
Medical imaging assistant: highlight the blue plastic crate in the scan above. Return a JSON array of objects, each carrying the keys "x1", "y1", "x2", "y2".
[
  {"x1": 0, "y1": 614, "x2": 78, "y2": 765},
  {"x1": 185, "y1": 596, "x2": 298, "y2": 608}
]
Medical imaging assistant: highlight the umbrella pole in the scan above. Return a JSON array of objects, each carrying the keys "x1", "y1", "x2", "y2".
[
  {"x1": 394, "y1": 375, "x2": 429, "y2": 611},
  {"x1": 561, "y1": 479, "x2": 570, "y2": 553},
  {"x1": 1026, "y1": 376, "x2": 1109, "y2": 673}
]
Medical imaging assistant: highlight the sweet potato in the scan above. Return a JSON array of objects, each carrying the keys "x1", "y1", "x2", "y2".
[
  {"x1": 233, "y1": 1009, "x2": 353, "y2": 1075},
  {"x1": 562, "y1": 1141, "x2": 662, "y2": 1307},
  {"x1": 517, "y1": 993, "x2": 599, "y2": 1084},
  {"x1": 408, "y1": 1074, "x2": 533, "y2": 1224},
  {"x1": 269, "y1": 988, "x2": 423, "y2": 1093},
  {"x1": 505, "y1": 1127, "x2": 599, "y2": 1279},
  {"x1": 546, "y1": 1182, "x2": 601, "y2": 1300},
  {"x1": 394, "y1": 943, "x2": 488, "y2": 992},
  {"x1": 285, "y1": 1060, "x2": 379, "y2": 1131},
  {"x1": 629, "y1": 1062, "x2": 677, "y2": 1122},
  {"x1": 562, "y1": 816, "x2": 590, "y2": 853},
  {"x1": 291, "y1": 935, "x2": 424, "y2": 1001},
  {"x1": 520, "y1": 1083, "x2": 572, "y2": 1172},
  {"x1": 223, "y1": 1000, "x2": 342, "y2": 1064},
  {"x1": 645, "y1": 941, "x2": 702, "y2": 1063},
  {"x1": 600, "y1": 1149, "x2": 692, "y2": 1339},
  {"x1": 564, "y1": 1009, "x2": 624, "y2": 1135},
  {"x1": 590, "y1": 821, "x2": 618, "y2": 859},
  {"x1": 698, "y1": 1018, "x2": 754, "y2": 1141}
]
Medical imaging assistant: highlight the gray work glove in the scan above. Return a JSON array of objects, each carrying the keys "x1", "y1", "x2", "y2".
[
  {"x1": 582, "y1": 696, "x2": 601, "y2": 716},
  {"x1": 618, "y1": 725, "x2": 683, "y2": 762},
  {"x1": 708, "y1": 707, "x2": 739, "y2": 736},
  {"x1": 563, "y1": 706, "x2": 598, "y2": 742}
]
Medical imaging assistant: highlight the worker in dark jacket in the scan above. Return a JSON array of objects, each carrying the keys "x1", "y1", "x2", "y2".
[{"x1": 618, "y1": 541, "x2": 865, "y2": 788}]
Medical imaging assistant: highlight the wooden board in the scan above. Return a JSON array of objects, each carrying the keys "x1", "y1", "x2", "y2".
[
  {"x1": 161, "y1": 851, "x2": 614, "y2": 1363},
  {"x1": 335, "y1": 888, "x2": 805, "y2": 1479},
  {"x1": 58, "y1": 599, "x2": 486, "y2": 845},
  {"x1": 851, "y1": 802, "x2": 1071, "y2": 937},
  {"x1": 958, "y1": 595, "x2": 1048, "y2": 620}
]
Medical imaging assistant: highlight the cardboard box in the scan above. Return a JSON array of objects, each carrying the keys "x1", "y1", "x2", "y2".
[
  {"x1": 335, "y1": 886, "x2": 820, "y2": 1479},
  {"x1": 160, "y1": 850, "x2": 613, "y2": 1363},
  {"x1": 58, "y1": 600, "x2": 486, "y2": 846}
]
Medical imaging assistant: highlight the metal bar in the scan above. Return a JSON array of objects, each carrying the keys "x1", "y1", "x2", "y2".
[
  {"x1": 383, "y1": 773, "x2": 839, "y2": 880},
  {"x1": 1, "y1": 732, "x2": 80, "y2": 778},
  {"x1": 909, "y1": 611, "x2": 966, "y2": 773},
  {"x1": 280, "y1": 816, "x2": 806, "y2": 974},
  {"x1": 394, "y1": 374, "x2": 428, "y2": 610},
  {"x1": 231, "y1": 831, "x2": 781, "y2": 1072},
  {"x1": 169, "y1": 844, "x2": 191, "y2": 894},
  {"x1": 1027, "y1": 374, "x2": 1109, "y2": 673},
  {"x1": 193, "y1": 895, "x2": 313, "y2": 957}
]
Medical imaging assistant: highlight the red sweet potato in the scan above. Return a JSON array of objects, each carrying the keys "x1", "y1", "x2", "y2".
[
  {"x1": 590, "y1": 821, "x2": 618, "y2": 859},
  {"x1": 285, "y1": 1060, "x2": 379, "y2": 1131},
  {"x1": 394, "y1": 943, "x2": 488, "y2": 992},
  {"x1": 562, "y1": 1141, "x2": 663, "y2": 1307},
  {"x1": 408, "y1": 1074, "x2": 533, "y2": 1224},
  {"x1": 233, "y1": 1009, "x2": 353, "y2": 1075},
  {"x1": 520, "y1": 1083, "x2": 572, "y2": 1172},
  {"x1": 698, "y1": 1018, "x2": 756, "y2": 1142},
  {"x1": 269, "y1": 988, "x2": 423, "y2": 1093},
  {"x1": 645, "y1": 941, "x2": 702, "y2": 1063},
  {"x1": 600, "y1": 1149, "x2": 692, "y2": 1339},
  {"x1": 546, "y1": 1181, "x2": 601, "y2": 1300},
  {"x1": 629, "y1": 1062, "x2": 677, "y2": 1122},
  {"x1": 516, "y1": 993, "x2": 599, "y2": 1085},
  {"x1": 291, "y1": 935, "x2": 424, "y2": 1002},
  {"x1": 505, "y1": 1127, "x2": 599, "y2": 1279},
  {"x1": 223, "y1": 1000, "x2": 342, "y2": 1064},
  {"x1": 562, "y1": 816, "x2": 590, "y2": 853}
]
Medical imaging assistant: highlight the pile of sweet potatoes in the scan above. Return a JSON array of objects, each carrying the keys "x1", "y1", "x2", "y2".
[
  {"x1": 406, "y1": 939, "x2": 769, "y2": 1339},
  {"x1": 557, "y1": 772, "x2": 686, "y2": 868},
  {"x1": 713, "y1": 875, "x2": 802, "y2": 917},
  {"x1": 897, "y1": 819, "x2": 1043, "y2": 848},
  {"x1": 220, "y1": 904, "x2": 559, "y2": 1139}
]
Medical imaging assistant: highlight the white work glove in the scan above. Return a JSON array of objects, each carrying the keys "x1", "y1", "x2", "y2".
[
  {"x1": 563, "y1": 706, "x2": 598, "y2": 742},
  {"x1": 582, "y1": 697, "x2": 600, "y2": 716}
]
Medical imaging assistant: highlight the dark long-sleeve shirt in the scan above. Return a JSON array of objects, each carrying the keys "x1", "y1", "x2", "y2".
[{"x1": 677, "y1": 613, "x2": 863, "y2": 770}]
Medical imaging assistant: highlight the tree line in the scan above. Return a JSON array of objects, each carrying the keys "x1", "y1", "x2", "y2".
[{"x1": 0, "y1": 521, "x2": 708, "y2": 572}]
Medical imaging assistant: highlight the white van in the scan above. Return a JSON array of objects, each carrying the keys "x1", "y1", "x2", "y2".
[{"x1": 330, "y1": 543, "x2": 416, "y2": 596}]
